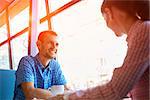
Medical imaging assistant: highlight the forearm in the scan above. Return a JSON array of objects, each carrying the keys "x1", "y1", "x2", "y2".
[{"x1": 25, "y1": 88, "x2": 53, "y2": 99}]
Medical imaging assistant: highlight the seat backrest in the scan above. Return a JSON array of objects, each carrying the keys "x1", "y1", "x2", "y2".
[{"x1": 0, "y1": 69, "x2": 16, "y2": 100}]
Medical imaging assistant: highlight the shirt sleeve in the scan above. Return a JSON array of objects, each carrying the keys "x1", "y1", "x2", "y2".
[
  {"x1": 67, "y1": 21, "x2": 149, "y2": 100},
  {"x1": 15, "y1": 56, "x2": 35, "y2": 87},
  {"x1": 51, "y1": 60, "x2": 67, "y2": 85}
]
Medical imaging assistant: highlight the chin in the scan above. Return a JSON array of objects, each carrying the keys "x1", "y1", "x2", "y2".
[
  {"x1": 48, "y1": 52, "x2": 56, "y2": 58},
  {"x1": 47, "y1": 55, "x2": 55, "y2": 59},
  {"x1": 116, "y1": 34, "x2": 122, "y2": 37},
  {"x1": 51, "y1": 55, "x2": 56, "y2": 59},
  {"x1": 115, "y1": 32, "x2": 123, "y2": 37}
]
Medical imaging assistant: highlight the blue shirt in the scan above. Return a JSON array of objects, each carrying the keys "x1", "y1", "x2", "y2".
[{"x1": 13, "y1": 55, "x2": 67, "y2": 100}]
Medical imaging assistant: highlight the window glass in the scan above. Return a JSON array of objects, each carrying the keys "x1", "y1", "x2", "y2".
[
  {"x1": 52, "y1": 0, "x2": 127, "y2": 90},
  {"x1": 49, "y1": 0, "x2": 72, "y2": 12},
  {"x1": 38, "y1": 21, "x2": 48, "y2": 34},
  {"x1": 11, "y1": 32, "x2": 28, "y2": 70},
  {"x1": 0, "y1": 43, "x2": 10, "y2": 69},
  {"x1": 0, "y1": 24, "x2": 7, "y2": 43},
  {"x1": 39, "y1": 0, "x2": 47, "y2": 19},
  {"x1": 10, "y1": 7, "x2": 29, "y2": 36}
]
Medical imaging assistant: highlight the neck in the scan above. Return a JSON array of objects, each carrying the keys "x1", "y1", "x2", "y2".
[{"x1": 38, "y1": 53, "x2": 51, "y2": 68}]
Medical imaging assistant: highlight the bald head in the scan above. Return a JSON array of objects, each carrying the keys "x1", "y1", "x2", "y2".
[{"x1": 38, "y1": 30, "x2": 58, "y2": 42}]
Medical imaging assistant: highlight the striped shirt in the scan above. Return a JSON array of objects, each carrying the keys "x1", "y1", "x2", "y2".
[
  {"x1": 67, "y1": 20, "x2": 149, "y2": 100},
  {"x1": 13, "y1": 55, "x2": 66, "y2": 100}
]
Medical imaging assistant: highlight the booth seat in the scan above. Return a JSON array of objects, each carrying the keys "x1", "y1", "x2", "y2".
[{"x1": 0, "y1": 69, "x2": 16, "y2": 100}]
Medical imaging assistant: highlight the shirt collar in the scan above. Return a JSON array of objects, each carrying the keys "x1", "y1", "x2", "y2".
[{"x1": 35, "y1": 54, "x2": 50, "y2": 71}]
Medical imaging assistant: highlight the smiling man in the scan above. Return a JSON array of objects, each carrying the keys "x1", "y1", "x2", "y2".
[{"x1": 13, "y1": 30, "x2": 67, "y2": 100}]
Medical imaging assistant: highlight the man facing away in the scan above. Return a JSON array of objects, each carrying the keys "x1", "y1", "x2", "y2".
[{"x1": 13, "y1": 30, "x2": 68, "y2": 100}]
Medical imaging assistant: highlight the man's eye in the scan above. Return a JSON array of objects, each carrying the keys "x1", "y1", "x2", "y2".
[{"x1": 56, "y1": 43, "x2": 59, "y2": 46}]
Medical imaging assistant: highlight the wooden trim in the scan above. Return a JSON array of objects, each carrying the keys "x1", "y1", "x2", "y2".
[
  {"x1": 45, "y1": 0, "x2": 52, "y2": 30},
  {"x1": 6, "y1": 8, "x2": 13, "y2": 69},
  {"x1": 0, "y1": 27, "x2": 29, "y2": 46},
  {"x1": 28, "y1": 0, "x2": 32, "y2": 55},
  {"x1": 40, "y1": 0, "x2": 81, "y2": 23}
]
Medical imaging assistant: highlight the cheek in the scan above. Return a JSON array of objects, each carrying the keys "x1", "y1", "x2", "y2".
[
  {"x1": 107, "y1": 20, "x2": 115, "y2": 31},
  {"x1": 108, "y1": 20, "x2": 119, "y2": 32},
  {"x1": 40, "y1": 45, "x2": 48, "y2": 51},
  {"x1": 45, "y1": 44, "x2": 51, "y2": 49}
]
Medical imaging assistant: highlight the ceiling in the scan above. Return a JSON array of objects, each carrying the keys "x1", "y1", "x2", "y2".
[{"x1": 0, "y1": 0, "x2": 14, "y2": 13}]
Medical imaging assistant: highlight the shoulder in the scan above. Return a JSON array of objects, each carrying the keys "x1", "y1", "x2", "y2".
[
  {"x1": 20, "y1": 56, "x2": 34, "y2": 63},
  {"x1": 137, "y1": 21, "x2": 149, "y2": 37},
  {"x1": 131, "y1": 20, "x2": 149, "y2": 36},
  {"x1": 143, "y1": 21, "x2": 150, "y2": 31},
  {"x1": 143, "y1": 20, "x2": 150, "y2": 25},
  {"x1": 51, "y1": 59, "x2": 59, "y2": 65},
  {"x1": 16, "y1": 56, "x2": 36, "y2": 74},
  {"x1": 18, "y1": 55, "x2": 35, "y2": 68},
  {"x1": 140, "y1": 20, "x2": 150, "y2": 32},
  {"x1": 50, "y1": 59, "x2": 61, "y2": 69}
]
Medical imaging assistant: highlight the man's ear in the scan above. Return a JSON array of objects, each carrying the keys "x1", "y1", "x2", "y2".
[
  {"x1": 36, "y1": 40, "x2": 41, "y2": 49},
  {"x1": 103, "y1": 8, "x2": 113, "y2": 21}
]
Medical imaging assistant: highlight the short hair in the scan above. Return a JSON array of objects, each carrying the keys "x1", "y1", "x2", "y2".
[{"x1": 38, "y1": 30, "x2": 58, "y2": 42}]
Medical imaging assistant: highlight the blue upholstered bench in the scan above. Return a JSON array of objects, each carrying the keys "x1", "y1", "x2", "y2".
[{"x1": 0, "y1": 69, "x2": 16, "y2": 100}]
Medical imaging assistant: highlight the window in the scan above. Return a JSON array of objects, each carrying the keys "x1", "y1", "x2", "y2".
[
  {"x1": 49, "y1": 0, "x2": 72, "y2": 12},
  {"x1": 39, "y1": 0, "x2": 47, "y2": 19},
  {"x1": 0, "y1": 0, "x2": 29, "y2": 69},
  {"x1": 38, "y1": 21, "x2": 48, "y2": 34},
  {"x1": 10, "y1": 7, "x2": 29, "y2": 36},
  {"x1": 0, "y1": 43, "x2": 9, "y2": 69},
  {"x1": 11, "y1": 32, "x2": 28, "y2": 70},
  {"x1": 0, "y1": 24, "x2": 7, "y2": 43},
  {"x1": 51, "y1": 0, "x2": 127, "y2": 89}
]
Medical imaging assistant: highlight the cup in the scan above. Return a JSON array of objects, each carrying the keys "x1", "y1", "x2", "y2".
[{"x1": 49, "y1": 85, "x2": 64, "y2": 96}]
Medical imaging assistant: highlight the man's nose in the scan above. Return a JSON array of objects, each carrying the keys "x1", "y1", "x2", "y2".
[{"x1": 51, "y1": 43, "x2": 57, "y2": 48}]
